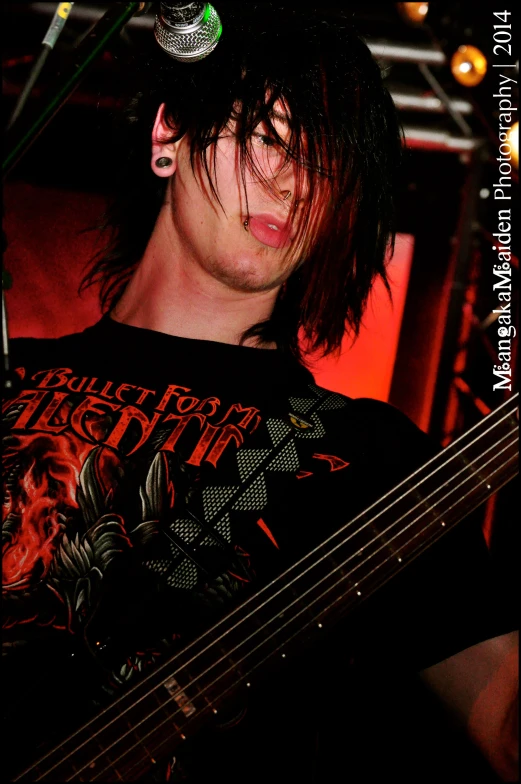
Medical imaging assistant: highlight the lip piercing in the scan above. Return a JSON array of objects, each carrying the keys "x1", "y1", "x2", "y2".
[{"x1": 243, "y1": 220, "x2": 249, "y2": 230}]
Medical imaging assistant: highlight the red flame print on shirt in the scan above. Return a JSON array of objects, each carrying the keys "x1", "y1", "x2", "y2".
[{"x1": 2, "y1": 433, "x2": 94, "y2": 591}]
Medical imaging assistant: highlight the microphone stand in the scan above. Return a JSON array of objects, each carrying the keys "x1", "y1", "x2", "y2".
[
  {"x1": 2, "y1": 2, "x2": 148, "y2": 393},
  {"x1": 7, "y1": 2, "x2": 76, "y2": 131},
  {"x1": 3, "y1": 2, "x2": 145, "y2": 179}
]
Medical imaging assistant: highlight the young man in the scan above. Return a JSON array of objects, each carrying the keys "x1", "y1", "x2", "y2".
[{"x1": 2, "y1": 7, "x2": 518, "y2": 782}]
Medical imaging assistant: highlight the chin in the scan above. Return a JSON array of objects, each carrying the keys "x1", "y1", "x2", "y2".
[{"x1": 208, "y1": 253, "x2": 288, "y2": 294}]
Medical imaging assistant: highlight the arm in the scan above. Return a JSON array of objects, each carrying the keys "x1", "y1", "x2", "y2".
[{"x1": 420, "y1": 630, "x2": 519, "y2": 782}]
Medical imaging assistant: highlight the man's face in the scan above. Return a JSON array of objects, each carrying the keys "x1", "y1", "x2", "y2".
[{"x1": 165, "y1": 110, "x2": 316, "y2": 295}]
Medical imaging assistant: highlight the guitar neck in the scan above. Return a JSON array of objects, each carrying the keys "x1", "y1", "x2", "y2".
[{"x1": 14, "y1": 395, "x2": 519, "y2": 782}]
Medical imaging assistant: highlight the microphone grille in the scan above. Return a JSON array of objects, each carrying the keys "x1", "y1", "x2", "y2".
[{"x1": 154, "y1": 3, "x2": 222, "y2": 62}]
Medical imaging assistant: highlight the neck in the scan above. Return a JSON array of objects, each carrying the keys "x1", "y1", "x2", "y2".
[{"x1": 111, "y1": 205, "x2": 279, "y2": 348}]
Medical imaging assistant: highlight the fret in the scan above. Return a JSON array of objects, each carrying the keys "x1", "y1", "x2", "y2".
[
  {"x1": 88, "y1": 700, "x2": 181, "y2": 782},
  {"x1": 162, "y1": 674, "x2": 198, "y2": 718},
  {"x1": 104, "y1": 662, "x2": 239, "y2": 781}
]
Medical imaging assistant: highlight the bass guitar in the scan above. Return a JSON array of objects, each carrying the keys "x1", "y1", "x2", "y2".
[{"x1": 12, "y1": 393, "x2": 519, "y2": 782}]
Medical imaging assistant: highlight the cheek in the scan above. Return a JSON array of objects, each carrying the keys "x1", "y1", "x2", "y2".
[
  {"x1": 173, "y1": 163, "x2": 216, "y2": 220},
  {"x1": 212, "y1": 145, "x2": 244, "y2": 202},
  {"x1": 187, "y1": 145, "x2": 242, "y2": 212}
]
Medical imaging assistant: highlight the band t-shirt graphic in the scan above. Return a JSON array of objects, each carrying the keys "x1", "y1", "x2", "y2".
[{"x1": 1, "y1": 316, "x2": 514, "y2": 780}]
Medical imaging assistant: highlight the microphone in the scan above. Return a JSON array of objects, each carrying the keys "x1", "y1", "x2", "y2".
[{"x1": 154, "y1": 2, "x2": 222, "y2": 62}]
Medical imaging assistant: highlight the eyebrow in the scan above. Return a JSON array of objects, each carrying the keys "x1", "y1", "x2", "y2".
[{"x1": 268, "y1": 109, "x2": 290, "y2": 127}]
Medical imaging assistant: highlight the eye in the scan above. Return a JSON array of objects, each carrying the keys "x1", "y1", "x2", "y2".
[{"x1": 252, "y1": 133, "x2": 277, "y2": 148}]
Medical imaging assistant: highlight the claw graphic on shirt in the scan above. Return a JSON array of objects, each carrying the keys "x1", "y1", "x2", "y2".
[{"x1": 313, "y1": 453, "x2": 350, "y2": 471}]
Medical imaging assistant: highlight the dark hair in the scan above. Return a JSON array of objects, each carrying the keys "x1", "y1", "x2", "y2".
[{"x1": 81, "y1": 6, "x2": 403, "y2": 361}]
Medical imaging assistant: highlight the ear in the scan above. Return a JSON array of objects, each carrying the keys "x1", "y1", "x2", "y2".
[{"x1": 151, "y1": 102, "x2": 180, "y2": 177}]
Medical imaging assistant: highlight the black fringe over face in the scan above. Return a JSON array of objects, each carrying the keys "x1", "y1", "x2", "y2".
[{"x1": 82, "y1": 6, "x2": 403, "y2": 360}]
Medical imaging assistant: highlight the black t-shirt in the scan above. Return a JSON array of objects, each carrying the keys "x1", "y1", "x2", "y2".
[{"x1": 2, "y1": 316, "x2": 515, "y2": 782}]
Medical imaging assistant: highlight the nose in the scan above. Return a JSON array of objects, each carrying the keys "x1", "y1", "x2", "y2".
[
  {"x1": 278, "y1": 185, "x2": 307, "y2": 213},
  {"x1": 272, "y1": 157, "x2": 310, "y2": 213}
]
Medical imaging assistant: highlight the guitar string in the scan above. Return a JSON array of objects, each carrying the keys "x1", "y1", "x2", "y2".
[
  {"x1": 70, "y1": 433, "x2": 518, "y2": 781},
  {"x1": 116, "y1": 399, "x2": 520, "y2": 680},
  {"x1": 86, "y1": 438, "x2": 518, "y2": 782},
  {"x1": 92, "y1": 404, "x2": 519, "y2": 702},
  {"x1": 92, "y1": 446, "x2": 519, "y2": 782},
  {"x1": 26, "y1": 399, "x2": 517, "y2": 781},
  {"x1": 24, "y1": 403, "x2": 518, "y2": 782},
  {"x1": 130, "y1": 426, "x2": 518, "y2": 714}
]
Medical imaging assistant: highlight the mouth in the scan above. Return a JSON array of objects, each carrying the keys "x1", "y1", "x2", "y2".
[{"x1": 246, "y1": 212, "x2": 294, "y2": 249}]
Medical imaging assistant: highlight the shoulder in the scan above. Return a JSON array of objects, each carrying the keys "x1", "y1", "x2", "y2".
[
  {"x1": 306, "y1": 382, "x2": 438, "y2": 468},
  {"x1": 304, "y1": 380, "x2": 423, "y2": 433},
  {"x1": 345, "y1": 396, "x2": 428, "y2": 438},
  {"x1": 10, "y1": 334, "x2": 78, "y2": 359},
  {"x1": 9, "y1": 324, "x2": 99, "y2": 369}
]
